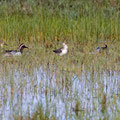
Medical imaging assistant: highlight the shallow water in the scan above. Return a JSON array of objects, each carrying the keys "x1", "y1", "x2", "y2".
[{"x1": 0, "y1": 61, "x2": 120, "y2": 120}]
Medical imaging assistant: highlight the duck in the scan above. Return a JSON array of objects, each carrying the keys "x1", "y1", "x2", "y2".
[
  {"x1": 96, "y1": 44, "x2": 107, "y2": 52},
  {"x1": 53, "y1": 43, "x2": 68, "y2": 56},
  {"x1": 3, "y1": 43, "x2": 28, "y2": 57},
  {"x1": 0, "y1": 39, "x2": 7, "y2": 48}
]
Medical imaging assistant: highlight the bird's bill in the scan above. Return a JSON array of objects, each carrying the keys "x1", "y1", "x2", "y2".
[{"x1": 24, "y1": 46, "x2": 28, "y2": 48}]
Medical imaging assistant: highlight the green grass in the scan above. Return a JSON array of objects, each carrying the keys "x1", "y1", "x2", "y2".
[{"x1": 0, "y1": 0, "x2": 119, "y2": 46}]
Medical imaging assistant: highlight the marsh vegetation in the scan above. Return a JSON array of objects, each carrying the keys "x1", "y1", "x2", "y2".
[{"x1": 0, "y1": 0, "x2": 120, "y2": 119}]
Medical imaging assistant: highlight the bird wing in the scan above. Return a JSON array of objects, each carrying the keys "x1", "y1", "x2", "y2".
[
  {"x1": 5, "y1": 50, "x2": 17, "y2": 52},
  {"x1": 96, "y1": 47, "x2": 100, "y2": 50},
  {"x1": 53, "y1": 48, "x2": 62, "y2": 53},
  {"x1": 4, "y1": 50, "x2": 18, "y2": 55}
]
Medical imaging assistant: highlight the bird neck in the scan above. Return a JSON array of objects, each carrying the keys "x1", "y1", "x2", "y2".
[
  {"x1": 19, "y1": 47, "x2": 24, "y2": 53},
  {"x1": 63, "y1": 45, "x2": 68, "y2": 49}
]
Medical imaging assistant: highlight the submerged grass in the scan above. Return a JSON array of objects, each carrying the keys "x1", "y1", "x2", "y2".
[{"x1": 13, "y1": 104, "x2": 53, "y2": 120}]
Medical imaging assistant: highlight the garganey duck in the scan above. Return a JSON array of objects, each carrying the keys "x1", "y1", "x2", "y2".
[
  {"x1": 3, "y1": 43, "x2": 28, "y2": 57},
  {"x1": 96, "y1": 44, "x2": 107, "y2": 52},
  {"x1": 53, "y1": 43, "x2": 68, "y2": 56}
]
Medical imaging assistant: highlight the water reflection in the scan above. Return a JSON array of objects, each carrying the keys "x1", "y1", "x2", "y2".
[{"x1": 0, "y1": 65, "x2": 120, "y2": 120}]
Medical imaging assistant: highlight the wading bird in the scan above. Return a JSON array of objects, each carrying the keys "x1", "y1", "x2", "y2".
[
  {"x1": 53, "y1": 43, "x2": 68, "y2": 56},
  {"x1": 96, "y1": 44, "x2": 107, "y2": 52},
  {"x1": 3, "y1": 43, "x2": 28, "y2": 57}
]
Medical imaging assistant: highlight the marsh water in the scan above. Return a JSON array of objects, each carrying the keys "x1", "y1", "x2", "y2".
[{"x1": 0, "y1": 47, "x2": 120, "y2": 120}]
